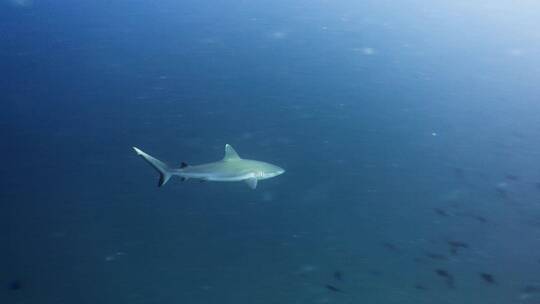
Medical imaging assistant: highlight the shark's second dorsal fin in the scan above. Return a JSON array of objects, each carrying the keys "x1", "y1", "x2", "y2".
[{"x1": 223, "y1": 144, "x2": 241, "y2": 161}]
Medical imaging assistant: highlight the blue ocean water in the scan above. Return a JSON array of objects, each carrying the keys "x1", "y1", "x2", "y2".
[{"x1": 2, "y1": 0, "x2": 540, "y2": 303}]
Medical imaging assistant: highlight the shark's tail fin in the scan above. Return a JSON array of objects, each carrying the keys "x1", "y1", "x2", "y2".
[{"x1": 133, "y1": 147, "x2": 173, "y2": 187}]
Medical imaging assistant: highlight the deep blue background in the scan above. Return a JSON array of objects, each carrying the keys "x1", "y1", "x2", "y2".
[{"x1": 2, "y1": 1, "x2": 540, "y2": 303}]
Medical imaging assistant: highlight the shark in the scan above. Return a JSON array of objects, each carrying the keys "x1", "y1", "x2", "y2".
[{"x1": 132, "y1": 144, "x2": 285, "y2": 189}]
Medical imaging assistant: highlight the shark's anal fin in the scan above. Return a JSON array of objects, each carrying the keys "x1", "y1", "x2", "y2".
[
  {"x1": 223, "y1": 144, "x2": 241, "y2": 161},
  {"x1": 245, "y1": 177, "x2": 258, "y2": 189}
]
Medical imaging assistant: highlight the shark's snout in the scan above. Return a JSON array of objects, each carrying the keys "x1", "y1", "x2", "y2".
[
  {"x1": 259, "y1": 164, "x2": 284, "y2": 179},
  {"x1": 269, "y1": 166, "x2": 285, "y2": 178}
]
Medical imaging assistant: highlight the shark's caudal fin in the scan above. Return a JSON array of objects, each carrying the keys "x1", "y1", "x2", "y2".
[{"x1": 133, "y1": 147, "x2": 173, "y2": 187}]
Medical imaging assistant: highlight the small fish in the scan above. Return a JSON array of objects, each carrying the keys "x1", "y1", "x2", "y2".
[
  {"x1": 415, "y1": 284, "x2": 427, "y2": 290},
  {"x1": 325, "y1": 284, "x2": 344, "y2": 293},
  {"x1": 480, "y1": 273, "x2": 496, "y2": 284},
  {"x1": 333, "y1": 271, "x2": 343, "y2": 281},
  {"x1": 435, "y1": 269, "x2": 455, "y2": 288},
  {"x1": 434, "y1": 208, "x2": 448, "y2": 217}
]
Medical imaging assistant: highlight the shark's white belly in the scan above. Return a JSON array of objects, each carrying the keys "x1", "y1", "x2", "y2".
[
  {"x1": 181, "y1": 171, "x2": 254, "y2": 182},
  {"x1": 174, "y1": 161, "x2": 256, "y2": 182}
]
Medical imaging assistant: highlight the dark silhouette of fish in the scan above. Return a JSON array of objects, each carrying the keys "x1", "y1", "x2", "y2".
[
  {"x1": 480, "y1": 273, "x2": 496, "y2": 284},
  {"x1": 522, "y1": 285, "x2": 540, "y2": 293},
  {"x1": 471, "y1": 215, "x2": 487, "y2": 223},
  {"x1": 495, "y1": 186, "x2": 508, "y2": 198},
  {"x1": 8, "y1": 280, "x2": 21, "y2": 291},
  {"x1": 415, "y1": 284, "x2": 428, "y2": 290},
  {"x1": 448, "y1": 240, "x2": 469, "y2": 255},
  {"x1": 434, "y1": 208, "x2": 448, "y2": 217},
  {"x1": 436, "y1": 269, "x2": 448, "y2": 276},
  {"x1": 382, "y1": 242, "x2": 400, "y2": 253},
  {"x1": 325, "y1": 284, "x2": 344, "y2": 293},
  {"x1": 435, "y1": 269, "x2": 455, "y2": 288},
  {"x1": 505, "y1": 174, "x2": 519, "y2": 181},
  {"x1": 333, "y1": 271, "x2": 343, "y2": 281}
]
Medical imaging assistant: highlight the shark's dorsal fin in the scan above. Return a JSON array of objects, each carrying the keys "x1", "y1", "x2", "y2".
[{"x1": 223, "y1": 144, "x2": 241, "y2": 161}]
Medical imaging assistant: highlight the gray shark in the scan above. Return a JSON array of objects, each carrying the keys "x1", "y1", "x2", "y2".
[{"x1": 132, "y1": 144, "x2": 284, "y2": 189}]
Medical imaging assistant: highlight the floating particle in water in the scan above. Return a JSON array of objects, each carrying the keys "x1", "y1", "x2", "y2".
[
  {"x1": 508, "y1": 48, "x2": 524, "y2": 57},
  {"x1": 361, "y1": 47, "x2": 375, "y2": 55},
  {"x1": 495, "y1": 182, "x2": 509, "y2": 198},
  {"x1": 352, "y1": 47, "x2": 376, "y2": 55},
  {"x1": 367, "y1": 269, "x2": 382, "y2": 276},
  {"x1": 105, "y1": 251, "x2": 126, "y2": 262},
  {"x1": 269, "y1": 31, "x2": 287, "y2": 39},
  {"x1": 294, "y1": 264, "x2": 318, "y2": 276},
  {"x1": 261, "y1": 191, "x2": 274, "y2": 202},
  {"x1": 8, "y1": 0, "x2": 32, "y2": 7}
]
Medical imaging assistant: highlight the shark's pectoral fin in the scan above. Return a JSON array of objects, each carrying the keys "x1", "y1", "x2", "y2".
[{"x1": 245, "y1": 177, "x2": 258, "y2": 189}]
